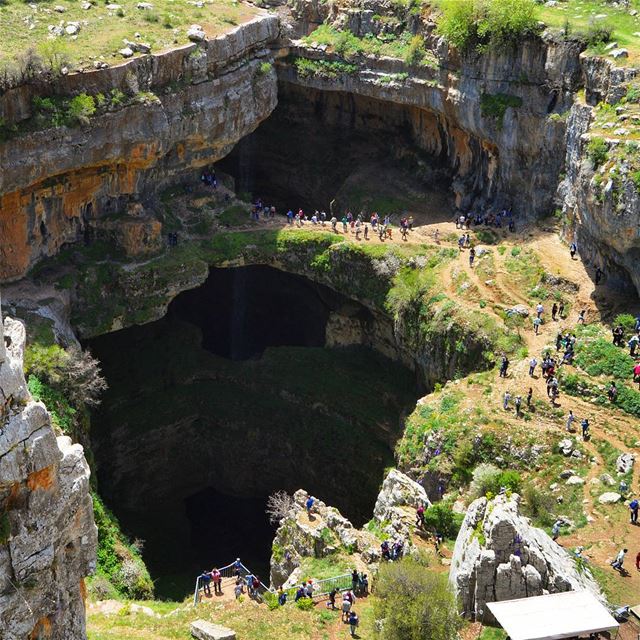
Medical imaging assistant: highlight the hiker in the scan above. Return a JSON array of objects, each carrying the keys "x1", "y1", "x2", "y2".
[
  {"x1": 630, "y1": 497, "x2": 639, "y2": 525},
  {"x1": 408, "y1": 216, "x2": 414, "y2": 230},
  {"x1": 608, "y1": 381, "x2": 618, "y2": 403},
  {"x1": 533, "y1": 316, "x2": 542, "y2": 335},
  {"x1": 613, "y1": 325, "x2": 624, "y2": 347},
  {"x1": 629, "y1": 333, "x2": 639, "y2": 357},
  {"x1": 536, "y1": 302, "x2": 544, "y2": 319},
  {"x1": 306, "y1": 495, "x2": 315, "y2": 516},
  {"x1": 556, "y1": 332, "x2": 564, "y2": 351},
  {"x1": 278, "y1": 588, "x2": 287, "y2": 606},
  {"x1": 581, "y1": 418, "x2": 590, "y2": 441},
  {"x1": 528, "y1": 356, "x2": 538, "y2": 378},
  {"x1": 611, "y1": 548, "x2": 628, "y2": 571},
  {"x1": 499, "y1": 354, "x2": 509, "y2": 378},
  {"x1": 327, "y1": 588, "x2": 338, "y2": 610},
  {"x1": 434, "y1": 228, "x2": 440, "y2": 244},
  {"x1": 391, "y1": 540, "x2": 404, "y2": 560},
  {"x1": 503, "y1": 391, "x2": 511, "y2": 410},
  {"x1": 559, "y1": 302, "x2": 565, "y2": 318},
  {"x1": 295, "y1": 585, "x2": 306, "y2": 602},
  {"x1": 515, "y1": 395, "x2": 522, "y2": 417},
  {"x1": 199, "y1": 570, "x2": 212, "y2": 597},
  {"x1": 595, "y1": 267, "x2": 604, "y2": 285},
  {"x1": 349, "y1": 611, "x2": 359, "y2": 637},
  {"x1": 416, "y1": 503, "x2": 426, "y2": 528},
  {"x1": 380, "y1": 540, "x2": 390, "y2": 560},
  {"x1": 578, "y1": 309, "x2": 586, "y2": 324},
  {"x1": 233, "y1": 558, "x2": 242, "y2": 577},
  {"x1": 360, "y1": 574, "x2": 369, "y2": 596},
  {"x1": 570, "y1": 242, "x2": 577, "y2": 260},
  {"x1": 552, "y1": 520, "x2": 562, "y2": 541},
  {"x1": 234, "y1": 578, "x2": 244, "y2": 599},
  {"x1": 634, "y1": 362, "x2": 640, "y2": 387},
  {"x1": 341, "y1": 593, "x2": 352, "y2": 622},
  {"x1": 305, "y1": 580, "x2": 314, "y2": 598},
  {"x1": 211, "y1": 567, "x2": 222, "y2": 595},
  {"x1": 566, "y1": 410, "x2": 576, "y2": 432},
  {"x1": 246, "y1": 573, "x2": 255, "y2": 597},
  {"x1": 458, "y1": 235, "x2": 465, "y2": 251},
  {"x1": 364, "y1": 224, "x2": 369, "y2": 240},
  {"x1": 469, "y1": 247, "x2": 476, "y2": 267},
  {"x1": 351, "y1": 569, "x2": 359, "y2": 594},
  {"x1": 552, "y1": 303, "x2": 558, "y2": 321},
  {"x1": 526, "y1": 387, "x2": 533, "y2": 408}
]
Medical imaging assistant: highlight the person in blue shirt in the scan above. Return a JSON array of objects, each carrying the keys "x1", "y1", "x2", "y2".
[
  {"x1": 306, "y1": 495, "x2": 314, "y2": 517},
  {"x1": 629, "y1": 498, "x2": 639, "y2": 524},
  {"x1": 199, "y1": 570, "x2": 211, "y2": 597},
  {"x1": 278, "y1": 588, "x2": 287, "y2": 606}
]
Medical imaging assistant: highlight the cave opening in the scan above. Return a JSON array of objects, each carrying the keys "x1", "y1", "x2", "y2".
[{"x1": 86, "y1": 265, "x2": 419, "y2": 598}]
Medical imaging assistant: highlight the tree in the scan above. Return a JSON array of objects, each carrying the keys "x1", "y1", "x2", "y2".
[
  {"x1": 266, "y1": 491, "x2": 294, "y2": 525},
  {"x1": 374, "y1": 557, "x2": 462, "y2": 640}
]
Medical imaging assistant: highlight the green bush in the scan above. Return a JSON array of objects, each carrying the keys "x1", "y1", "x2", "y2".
[
  {"x1": 375, "y1": 557, "x2": 462, "y2": 640},
  {"x1": 67, "y1": 93, "x2": 96, "y2": 124},
  {"x1": 295, "y1": 597, "x2": 315, "y2": 611},
  {"x1": 470, "y1": 463, "x2": 521, "y2": 498},
  {"x1": 480, "y1": 93, "x2": 523, "y2": 125},
  {"x1": 258, "y1": 61, "x2": 272, "y2": 75},
  {"x1": 574, "y1": 338, "x2": 634, "y2": 380},
  {"x1": 422, "y1": 502, "x2": 464, "y2": 539},
  {"x1": 614, "y1": 313, "x2": 637, "y2": 335},
  {"x1": 404, "y1": 34, "x2": 426, "y2": 65},
  {"x1": 437, "y1": 0, "x2": 539, "y2": 52},
  {"x1": 587, "y1": 138, "x2": 608, "y2": 168}
]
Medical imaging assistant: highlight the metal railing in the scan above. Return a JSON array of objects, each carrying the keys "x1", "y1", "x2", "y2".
[{"x1": 193, "y1": 561, "x2": 273, "y2": 606}]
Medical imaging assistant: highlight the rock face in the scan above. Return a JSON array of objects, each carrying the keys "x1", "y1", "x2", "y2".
[
  {"x1": 0, "y1": 299, "x2": 97, "y2": 639},
  {"x1": 449, "y1": 494, "x2": 602, "y2": 622},
  {"x1": 0, "y1": 14, "x2": 279, "y2": 282}
]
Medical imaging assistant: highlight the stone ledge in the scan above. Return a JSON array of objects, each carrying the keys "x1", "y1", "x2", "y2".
[{"x1": 191, "y1": 619, "x2": 236, "y2": 640}]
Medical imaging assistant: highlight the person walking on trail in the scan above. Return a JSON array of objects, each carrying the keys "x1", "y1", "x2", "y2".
[
  {"x1": 566, "y1": 410, "x2": 576, "y2": 432},
  {"x1": 581, "y1": 418, "x2": 590, "y2": 441},
  {"x1": 608, "y1": 381, "x2": 618, "y2": 403},
  {"x1": 570, "y1": 242, "x2": 577, "y2": 260},
  {"x1": 552, "y1": 520, "x2": 562, "y2": 541},
  {"x1": 327, "y1": 588, "x2": 338, "y2": 610},
  {"x1": 515, "y1": 395, "x2": 522, "y2": 417},
  {"x1": 349, "y1": 611, "x2": 359, "y2": 637},
  {"x1": 211, "y1": 567, "x2": 222, "y2": 595},
  {"x1": 341, "y1": 593, "x2": 352, "y2": 622},
  {"x1": 526, "y1": 387, "x2": 533, "y2": 408},
  {"x1": 533, "y1": 316, "x2": 542, "y2": 335},
  {"x1": 552, "y1": 303, "x2": 558, "y2": 321},
  {"x1": 499, "y1": 354, "x2": 509, "y2": 378},
  {"x1": 529, "y1": 357, "x2": 538, "y2": 377},
  {"x1": 559, "y1": 301, "x2": 565, "y2": 319},
  {"x1": 536, "y1": 303, "x2": 544, "y2": 319},
  {"x1": 416, "y1": 503, "x2": 425, "y2": 528},
  {"x1": 578, "y1": 309, "x2": 586, "y2": 324},
  {"x1": 611, "y1": 548, "x2": 628, "y2": 571},
  {"x1": 469, "y1": 247, "x2": 476, "y2": 267},
  {"x1": 503, "y1": 391, "x2": 511, "y2": 410},
  {"x1": 629, "y1": 333, "x2": 639, "y2": 357},
  {"x1": 351, "y1": 569, "x2": 359, "y2": 595},
  {"x1": 234, "y1": 578, "x2": 244, "y2": 599},
  {"x1": 233, "y1": 558, "x2": 242, "y2": 577},
  {"x1": 630, "y1": 498, "x2": 639, "y2": 525}
]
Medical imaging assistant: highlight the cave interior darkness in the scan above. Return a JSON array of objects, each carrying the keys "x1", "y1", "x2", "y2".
[{"x1": 87, "y1": 265, "x2": 419, "y2": 598}]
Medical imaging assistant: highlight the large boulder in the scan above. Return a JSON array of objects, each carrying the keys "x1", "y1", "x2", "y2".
[
  {"x1": 191, "y1": 620, "x2": 236, "y2": 640},
  {"x1": 616, "y1": 453, "x2": 634, "y2": 474},
  {"x1": 449, "y1": 494, "x2": 602, "y2": 622},
  {"x1": 0, "y1": 308, "x2": 97, "y2": 638}
]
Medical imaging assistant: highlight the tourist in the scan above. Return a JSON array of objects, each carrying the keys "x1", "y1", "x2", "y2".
[
  {"x1": 416, "y1": 504, "x2": 426, "y2": 528},
  {"x1": 526, "y1": 387, "x2": 533, "y2": 408},
  {"x1": 552, "y1": 303, "x2": 558, "y2": 321},
  {"x1": 305, "y1": 580, "x2": 314, "y2": 598},
  {"x1": 503, "y1": 390, "x2": 511, "y2": 410},
  {"x1": 306, "y1": 495, "x2": 315, "y2": 517},
  {"x1": 634, "y1": 362, "x2": 640, "y2": 387},
  {"x1": 636, "y1": 552, "x2": 640, "y2": 572},
  {"x1": 327, "y1": 588, "x2": 338, "y2": 609},
  {"x1": 331, "y1": 216, "x2": 338, "y2": 232},
  {"x1": 552, "y1": 520, "x2": 562, "y2": 541},
  {"x1": 287, "y1": 210, "x2": 293, "y2": 224},
  {"x1": 499, "y1": 354, "x2": 509, "y2": 378},
  {"x1": 234, "y1": 578, "x2": 244, "y2": 599},
  {"x1": 434, "y1": 229, "x2": 440, "y2": 244},
  {"x1": 349, "y1": 610, "x2": 359, "y2": 637},
  {"x1": 578, "y1": 309, "x2": 586, "y2": 324},
  {"x1": 342, "y1": 216, "x2": 348, "y2": 233},
  {"x1": 515, "y1": 395, "x2": 522, "y2": 417},
  {"x1": 295, "y1": 585, "x2": 306, "y2": 602},
  {"x1": 613, "y1": 325, "x2": 624, "y2": 347},
  {"x1": 408, "y1": 215, "x2": 414, "y2": 230},
  {"x1": 278, "y1": 588, "x2": 287, "y2": 606},
  {"x1": 581, "y1": 418, "x2": 590, "y2": 441},
  {"x1": 380, "y1": 540, "x2": 390, "y2": 560},
  {"x1": 199, "y1": 570, "x2": 212, "y2": 597},
  {"x1": 536, "y1": 302, "x2": 544, "y2": 319},
  {"x1": 233, "y1": 558, "x2": 242, "y2": 577},
  {"x1": 211, "y1": 567, "x2": 222, "y2": 595},
  {"x1": 351, "y1": 569, "x2": 359, "y2": 594},
  {"x1": 570, "y1": 242, "x2": 577, "y2": 260},
  {"x1": 529, "y1": 357, "x2": 538, "y2": 377},
  {"x1": 341, "y1": 593, "x2": 352, "y2": 622},
  {"x1": 533, "y1": 316, "x2": 541, "y2": 335},
  {"x1": 611, "y1": 548, "x2": 628, "y2": 571},
  {"x1": 246, "y1": 573, "x2": 255, "y2": 597},
  {"x1": 566, "y1": 410, "x2": 576, "y2": 432},
  {"x1": 458, "y1": 235, "x2": 465, "y2": 251},
  {"x1": 360, "y1": 574, "x2": 369, "y2": 595},
  {"x1": 559, "y1": 301, "x2": 565, "y2": 318},
  {"x1": 469, "y1": 247, "x2": 476, "y2": 267},
  {"x1": 607, "y1": 381, "x2": 618, "y2": 403},
  {"x1": 628, "y1": 333, "x2": 639, "y2": 357},
  {"x1": 556, "y1": 332, "x2": 563, "y2": 351},
  {"x1": 630, "y1": 497, "x2": 639, "y2": 525},
  {"x1": 364, "y1": 224, "x2": 369, "y2": 240}
]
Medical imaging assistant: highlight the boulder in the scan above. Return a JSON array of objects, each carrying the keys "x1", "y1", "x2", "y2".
[
  {"x1": 188, "y1": 24, "x2": 206, "y2": 42},
  {"x1": 601, "y1": 473, "x2": 615, "y2": 486},
  {"x1": 558, "y1": 439, "x2": 574, "y2": 456},
  {"x1": 598, "y1": 492, "x2": 621, "y2": 505},
  {"x1": 373, "y1": 468, "x2": 430, "y2": 521},
  {"x1": 616, "y1": 453, "x2": 634, "y2": 474},
  {"x1": 191, "y1": 620, "x2": 236, "y2": 640},
  {"x1": 559, "y1": 469, "x2": 575, "y2": 479},
  {"x1": 566, "y1": 476, "x2": 584, "y2": 486},
  {"x1": 119, "y1": 47, "x2": 134, "y2": 58},
  {"x1": 506, "y1": 304, "x2": 529, "y2": 318},
  {"x1": 450, "y1": 494, "x2": 603, "y2": 622},
  {"x1": 610, "y1": 48, "x2": 629, "y2": 59}
]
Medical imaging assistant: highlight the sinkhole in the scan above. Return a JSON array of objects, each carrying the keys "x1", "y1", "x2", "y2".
[{"x1": 86, "y1": 265, "x2": 419, "y2": 598}]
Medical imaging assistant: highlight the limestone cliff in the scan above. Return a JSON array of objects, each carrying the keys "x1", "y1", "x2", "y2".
[
  {"x1": 0, "y1": 14, "x2": 279, "y2": 282},
  {"x1": 449, "y1": 493, "x2": 602, "y2": 623},
  {"x1": 0, "y1": 296, "x2": 97, "y2": 639}
]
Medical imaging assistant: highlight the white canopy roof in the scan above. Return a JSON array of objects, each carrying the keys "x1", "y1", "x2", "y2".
[{"x1": 487, "y1": 591, "x2": 619, "y2": 640}]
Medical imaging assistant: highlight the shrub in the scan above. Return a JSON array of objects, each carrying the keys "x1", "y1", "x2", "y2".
[
  {"x1": 257, "y1": 61, "x2": 272, "y2": 75},
  {"x1": 470, "y1": 463, "x2": 521, "y2": 498},
  {"x1": 574, "y1": 338, "x2": 634, "y2": 380},
  {"x1": 583, "y1": 21, "x2": 613, "y2": 47},
  {"x1": 67, "y1": 93, "x2": 96, "y2": 124},
  {"x1": 614, "y1": 313, "x2": 636, "y2": 335},
  {"x1": 521, "y1": 483, "x2": 555, "y2": 527},
  {"x1": 422, "y1": 502, "x2": 464, "y2": 539},
  {"x1": 480, "y1": 93, "x2": 523, "y2": 125},
  {"x1": 375, "y1": 557, "x2": 462, "y2": 640},
  {"x1": 404, "y1": 35, "x2": 426, "y2": 65},
  {"x1": 587, "y1": 138, "x2": 608, "y2": 168},
  {"x1": 437, "y1": 0, "x2": 539, "y2": 53},
  {"x1": 296, "y1": 597, "x2": 315, "y2": 611}
]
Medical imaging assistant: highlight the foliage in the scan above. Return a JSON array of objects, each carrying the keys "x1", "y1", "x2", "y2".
[
  {"x1": 404, "y1": 35, "x2": 426, "y2": 65},
  {"x1": 587, "y1": 138, "x2": 608, "y2": 168},
  {"x1": 614, "y1": 313, "x2": 637, "y2": 335},
  {"x1": 266, "y1": 491, "x2": 294, "y2": 525},
  {"x1": 574, "y1": 338, "x2": 634, "y2": 380},
  {"x1": 93, "y1": 492, "x2": 154, "y2": 599},
  {"x1": 520, "y1": 483, "x2": 556, "y2": 527},
  {"x1": 293, "y1": 57, "x2": 358, "y2": 78},
  {"x1": 469, "y1": 463, "x2": 521, "y2": 499},
  {"x1": 32, "y1": 93, "x2": 96, "y2": 127},
  {"x1": 480, "y1": 93, "x2": 523, "y2": 126},
  {"x1": 421, "y1": 501, "x2": 464, "y2": 539},
  {"x1": 374, "y1": 557, "x2": 462, "y2": 640},
  {"x1": 257, "y1": 61, "x2": 273, "y2": 75},
  {"x1": 28, "y1": 375, "x2": 77, "y2": 435},
  {"x1": 436, "y1": 0, "x2": 539, "y2": 52},
  {"x1": 295, "y1": 597, "x2": 315, "y2": 611}
]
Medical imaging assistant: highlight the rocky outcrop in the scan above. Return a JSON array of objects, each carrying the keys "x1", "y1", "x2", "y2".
[
  {"x1": 450, "y1": 494, "x2": 602, "y2": 622},
  {"x1": 269, "y1": 490, "x2": 378, "y2": 587},
  {"x1": 0, "y1": 14, "x2": 279, "y2": 282},
  {"x1": 191, "y1": 620, "x2": 236, "y2": 640},
  {"x1": 0, "y1": 297, "x2": 97, "y2": 639}
]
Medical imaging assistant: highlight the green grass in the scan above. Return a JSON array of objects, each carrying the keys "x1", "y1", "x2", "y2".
[
  {"x1": 293, "y1": 57, "x2": 358, "y2": 78},
  {"x1": 574, "y1": 338, "x2": 635, "y2": 379},
  {"x1": 0, "y1": 0, "x2": 256, "y2": 74},
  {"x1": 217, "y1": 204, "x2": 251, "y2": 227}
]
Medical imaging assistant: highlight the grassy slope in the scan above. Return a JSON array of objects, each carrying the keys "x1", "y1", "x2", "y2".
[{"x1": 0, "y1": 0, "x2": 256, "y2": 70}]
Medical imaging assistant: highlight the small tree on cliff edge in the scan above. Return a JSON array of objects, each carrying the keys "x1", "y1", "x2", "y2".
[
  {"x1": 266, "y1": 491, "x2": 295, "y2": 525},
  {"x1": 374, "y1": 557, "x2": 462, "y2": 640}
]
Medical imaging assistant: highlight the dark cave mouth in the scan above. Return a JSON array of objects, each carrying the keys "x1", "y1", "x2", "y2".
[{"x1": 86, "y1": 265, "x2": 419, "y2": 597}]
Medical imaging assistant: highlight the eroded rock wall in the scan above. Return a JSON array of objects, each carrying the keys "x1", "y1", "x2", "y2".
[
  {"x1": 0, "y1": 297, "x2": 97, "y2": 639},
  {"x1": 0, "y1": 14, "x2": 279, "y2": 282}
]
